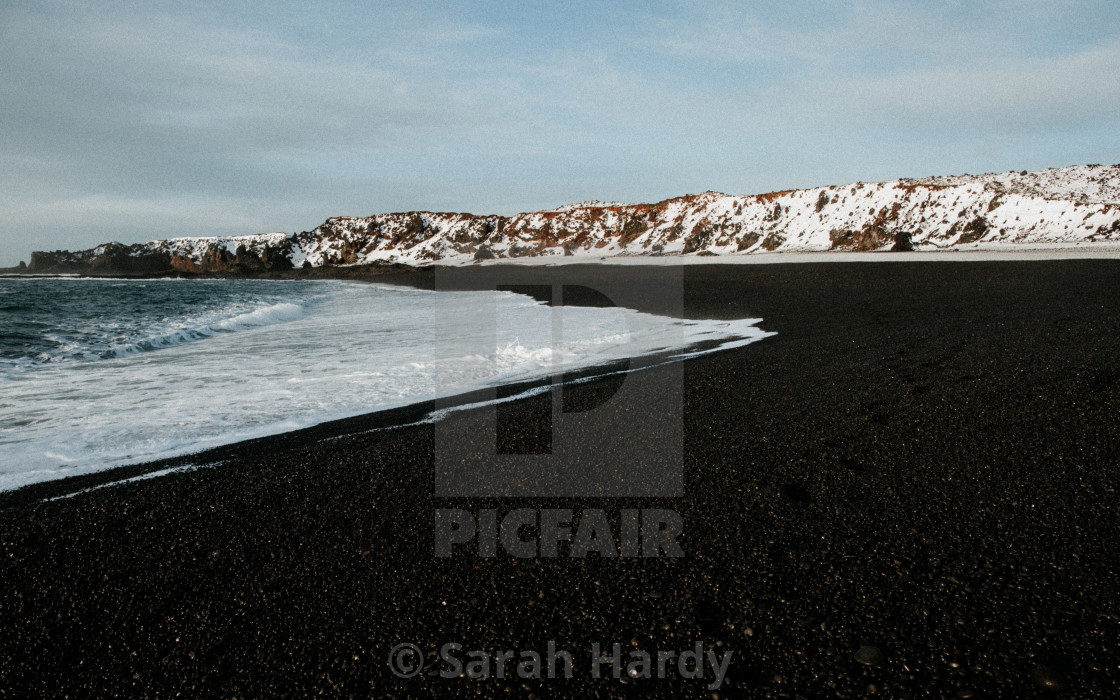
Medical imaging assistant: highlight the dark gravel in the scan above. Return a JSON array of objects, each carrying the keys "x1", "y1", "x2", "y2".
[{"x1": 1, "y1": 260, "x2": 1119, "y2": 698}]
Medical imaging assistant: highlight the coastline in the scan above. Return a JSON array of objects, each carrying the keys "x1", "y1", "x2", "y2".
[
  {"x1": 1, "y1": 260, "x2": 1118, "y2": 696},
  {"x1": 0, "y1": 271, "x2": 765, "y2": 500},
  {"x1": 6, "y1": 242, "x2": 1120, "y2": 280},
  {"x1": 0, "y1": 355, "x2": 647, "y2": 509}
]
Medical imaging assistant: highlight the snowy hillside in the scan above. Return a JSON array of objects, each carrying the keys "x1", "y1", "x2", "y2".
[
  {"x1": 27, "y1": 164, "x2": 1120, "y2": 272},
  {"x1": 289, "y1": 164, "x2": 1120, "y2": 265}
]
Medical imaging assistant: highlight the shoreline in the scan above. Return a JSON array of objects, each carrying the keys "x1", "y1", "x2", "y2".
[
  {"x1": 0, "y1": 271, "x2": 765, "y2": 501},
  {"x1": 1, "y1": 260, "x2": 1118, "y2": 696},
  {"x1": 478, "y1": 242, "x2": 1120, "y2": 265},
  {"x1": 5, "y1": 241, "x2": 1120, "y2": 279},
  {"x1": 0, "y1": 354, "x2": 651, "y2": 509}
]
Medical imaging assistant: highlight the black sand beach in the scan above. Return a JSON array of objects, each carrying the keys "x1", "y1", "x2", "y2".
[{"x1": 1, "y1": 260, "x2": 1119, "y2": 697}]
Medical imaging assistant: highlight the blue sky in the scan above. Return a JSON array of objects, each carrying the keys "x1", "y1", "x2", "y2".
[{"x1": 2, "y1": 0, "x2": 1119, "y2": 265}]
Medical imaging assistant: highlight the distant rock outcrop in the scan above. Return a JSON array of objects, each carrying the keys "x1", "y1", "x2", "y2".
[
  {"x1": 27, "y1": 164, "x2": 1120, "y2": 274},
  {"x1": 29, "y1": 234, "x2": 296, "y2": 275}
]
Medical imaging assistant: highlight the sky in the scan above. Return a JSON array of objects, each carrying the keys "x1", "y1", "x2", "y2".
[{"x1": 2, "y1": 0, "x2": 1119, "y2": 266}]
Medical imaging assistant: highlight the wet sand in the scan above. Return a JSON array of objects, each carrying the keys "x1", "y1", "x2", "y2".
[{"x1": 1, "y1": 260, "x2": 1118, "y2": 697}]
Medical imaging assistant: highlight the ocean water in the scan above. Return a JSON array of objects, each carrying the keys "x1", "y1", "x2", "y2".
[{"x1": 0, "y1": 278, "x2": 771, "y2": 490}]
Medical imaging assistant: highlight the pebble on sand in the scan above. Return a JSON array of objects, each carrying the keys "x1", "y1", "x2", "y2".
[
  {"x1": 1030, "y1": 664, "x2": 1069, "y2": 693},
  {"x1": 853, "y1": 645, "x2": 885, "y2": 666}
]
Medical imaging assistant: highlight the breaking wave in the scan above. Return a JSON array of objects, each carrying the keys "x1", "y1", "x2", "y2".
[{"x1": 0, "y1": 278, "x2": 773, "y2": 491}]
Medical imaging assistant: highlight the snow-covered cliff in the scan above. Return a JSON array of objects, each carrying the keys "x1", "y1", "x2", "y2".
[{"x1": 27, "y1": 164, "x2": 1120, "y2": 272}]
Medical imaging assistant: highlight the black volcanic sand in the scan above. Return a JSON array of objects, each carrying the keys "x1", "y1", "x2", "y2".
[{"x1": 2, "y1": 261, "x2": 1119, "y2": 698}]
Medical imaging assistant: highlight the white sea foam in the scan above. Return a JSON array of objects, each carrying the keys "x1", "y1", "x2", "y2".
[
  {"x1": 103, "y1": 301, "x2": 307, "y2": 359},
  {"x1": 211, "y1": 302, "x2": 305, "y2": 332},
  {"x1": 0, "y1": 281, "x2": 772, "y2": 491}
]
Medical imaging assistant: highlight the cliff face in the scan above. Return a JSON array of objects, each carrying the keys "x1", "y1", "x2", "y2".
[
  {"x1": 30, "y1": 244, "x2": 169, "y2": 274},
  {"x1": 26, "y1": 164, "x2": 1120, "y2": 273},
  {"x1": 28, "y1": 234, "x2": 296, "y2": 274}
]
